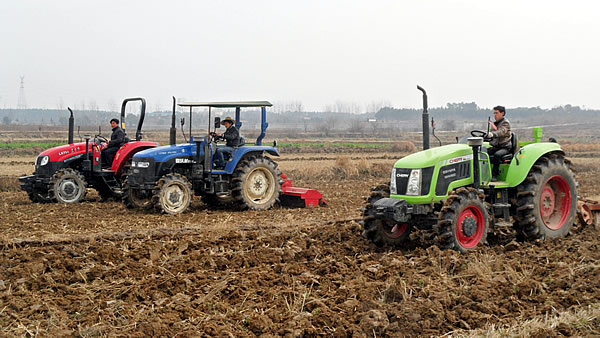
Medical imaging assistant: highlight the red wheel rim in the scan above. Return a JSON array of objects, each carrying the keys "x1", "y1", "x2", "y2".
[
  {"x1": 384, "y1": 223, "x2": 409, "y2": 239},
  {"x1": 456, "y1": 205, "x2": 485, "y2": 249},
  {"x1": 540, "y1": 175, "x2": 572, "y2": 230}
]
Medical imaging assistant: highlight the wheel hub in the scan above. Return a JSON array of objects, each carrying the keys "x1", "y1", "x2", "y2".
[
  {"x1": 61, "y1": 181, "x2": 77, "y2": 196},
  {"x1": 540, "y1": 176, "x2": 572, "y2": 230},
  {"x1": 462, "y1": 216, "x2": 478, "y2": 237},
  {"x1": 168, "y1": 190, "x2": 182, "y2": 204}
]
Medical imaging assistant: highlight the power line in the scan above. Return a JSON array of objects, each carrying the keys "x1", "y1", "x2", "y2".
[{"x1": 17, "y1": 76, "x2": 27, "y2": 109}]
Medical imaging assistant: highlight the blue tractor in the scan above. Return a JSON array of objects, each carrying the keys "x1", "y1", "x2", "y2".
[{"x1": 123, "y1": 100, "x2": 282, "y2": 214}]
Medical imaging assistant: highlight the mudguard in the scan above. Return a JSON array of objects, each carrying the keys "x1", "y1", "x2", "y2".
[
  {"x1": 223, "y1": 146, "x2": 280, "y2": 173},
  {"x1": 112, "y1": 141, "x2": 159, "y2": 174},
  {"x1": 504, "y1": 142, "x2": 564, "y2": 187}
]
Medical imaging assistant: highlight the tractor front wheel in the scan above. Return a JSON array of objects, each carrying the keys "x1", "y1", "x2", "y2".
[
  {"x1": 232, "y1": 156, "x2": 282, "y2": 210},
  {"x1": 361, "y1": 183, "x2": 412, "y2": 247},
  {"x1": 153, "y1": 173, "x2": 192, "y2": 215},
  {"x1": 514, "y1": 154, "x2": 577, "y2": 240},
  {"x1": 122, "y1": 176, "x2": 153, "y2": 209},
  {"x1": 49, "y1": 168, "x2": 87, "y2": 203},
  {"x1": 437, "y1": 187, "x2": 490, "y2": 253}
]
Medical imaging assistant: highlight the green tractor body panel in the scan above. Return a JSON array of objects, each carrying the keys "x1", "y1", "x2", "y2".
[
  {"x1": 501, "y1": 142, "x2": 564, "y2": 187},
  {"x1": 391, "y1": 144, "x2": 476, "y2": 204},
  {"x1": 389, "y1": 139, "x2": 564, "y2": 204}
]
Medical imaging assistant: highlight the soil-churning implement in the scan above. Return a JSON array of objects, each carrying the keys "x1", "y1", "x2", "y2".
[
  {"x1": 279, "y1": 174, "x2": 328, "y2": 207},
  {"x1": 578, "y1": 198, "x2": 600, "y2": 227}
]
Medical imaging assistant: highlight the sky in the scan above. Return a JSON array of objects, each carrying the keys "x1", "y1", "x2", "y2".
[{"x1": 0, "y1": 0, "x2": 599, "y2": 112}]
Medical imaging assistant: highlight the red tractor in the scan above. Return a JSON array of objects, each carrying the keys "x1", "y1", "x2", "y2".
[{"x1": 19, "y1": 98, "x2": 159, "y2": 203}]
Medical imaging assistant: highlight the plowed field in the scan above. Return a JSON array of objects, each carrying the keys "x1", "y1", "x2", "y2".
[{"x1": 1, "y1": 151, "x2": 600, "y2": 336}]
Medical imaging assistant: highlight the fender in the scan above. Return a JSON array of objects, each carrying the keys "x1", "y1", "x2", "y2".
[
  {"x1": 504, "y1": 142, "x2": 564, "y2": 187},
  {"x1": 223, "y1": 146, "x2": 280, "y2": 173},
  {"x1": 112, "y1": 141, "x2": 159, "y2": 174}
]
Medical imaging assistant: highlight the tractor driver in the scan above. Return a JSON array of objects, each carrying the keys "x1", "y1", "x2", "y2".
[
  {"x1": 214, "y1": 116, "x2": 240, "y2": 168},
  {"x1": 486, "y1": 106, "x2": 512, "y2": 179},
  {"x1": 101, "y1": 118, "x2": 125, "y2": 168}
]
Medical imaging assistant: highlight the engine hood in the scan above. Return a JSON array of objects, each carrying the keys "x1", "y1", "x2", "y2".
[{"x1": 394, "y1": 144, "x2": 473, "y2": 169}]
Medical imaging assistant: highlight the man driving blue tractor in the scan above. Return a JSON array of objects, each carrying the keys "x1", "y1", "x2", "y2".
[{"x1": 214, "y1": 116, "x2": 240, "y2": 168}]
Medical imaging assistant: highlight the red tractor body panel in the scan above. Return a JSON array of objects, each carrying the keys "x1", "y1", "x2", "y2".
[
  {"x1": 40, "y1": 142, "x2": 94, "y2": 163},
  {"x1": 112, "y1": 141, "x2": 159, "y2": 174}
]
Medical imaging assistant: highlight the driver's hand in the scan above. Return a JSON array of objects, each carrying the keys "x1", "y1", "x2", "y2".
[
  {"x1": 216, "y1": 133, "x2": 223, "y2": 137},
  {"x1": 488, "y1": 121, "x2": 498, "y2": 131},
  {"x1": 486, "y1": 132, "x2": 494, "y2": 139}
]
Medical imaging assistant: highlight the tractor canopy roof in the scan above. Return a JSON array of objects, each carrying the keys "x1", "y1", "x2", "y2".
[{"x1": 178, "y1": 101, "x2": 272, "y2": 108}]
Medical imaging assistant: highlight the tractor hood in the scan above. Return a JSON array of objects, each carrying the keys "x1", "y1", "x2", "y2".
[
  {"x1": 134, "y1": 143, "x2": 197, "y2": 160},
  {"x1": 39, "y1": 142, "x2": 92, "y2": 162},
  {"x1": 394, "y1": 144, "x2": 473, "y2": 169}
]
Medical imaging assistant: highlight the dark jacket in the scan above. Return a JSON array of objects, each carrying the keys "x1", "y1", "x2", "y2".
[
  {"x1": 223, "y1": 125, "x2": 240, "y2": 147},
  {"x1": 107, "y1": 126, "x2": 125, "y2": 148},
  {"x1": 490, "y1": 117, "x2": 511, "y2": 149}
]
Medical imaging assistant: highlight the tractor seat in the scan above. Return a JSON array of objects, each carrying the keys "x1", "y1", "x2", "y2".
[
  {"x1": 500, "y1": 133, "x2": 519, "y2": 162},
  {"x1": 238, "y1": 136, "x2": 246, "y2": 147}
]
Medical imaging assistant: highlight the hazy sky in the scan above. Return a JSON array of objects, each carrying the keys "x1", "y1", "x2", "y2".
[{"x1": 1, "y1": 0, "x2": 599, "y2": 112}]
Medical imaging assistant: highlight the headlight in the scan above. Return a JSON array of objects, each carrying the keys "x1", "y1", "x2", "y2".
[
  {"x1": 136, "y1": 161, "x2": 150, "y2": 168},
  {"x1": 406, "y1": 169, "x2": 422, "y2": 196},
  {"x1": 390, "y1": 169, "x2": 397, "y2": 195},
  {"x1": 39, "y1": 155, "x2": 49, "y2": 166}
]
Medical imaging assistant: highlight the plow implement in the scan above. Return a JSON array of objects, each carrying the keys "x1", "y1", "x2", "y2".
[
  {"x1": 279, "y1": 174, "x2": 328, "y2": 208},
  {"x1": 578, "y1": 198, "x2": 600, "y2": 228}
]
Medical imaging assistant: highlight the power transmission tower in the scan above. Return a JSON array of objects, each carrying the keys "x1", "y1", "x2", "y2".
[{"x1": 17, "y1": 76, "x2": 27, "y2": 109}]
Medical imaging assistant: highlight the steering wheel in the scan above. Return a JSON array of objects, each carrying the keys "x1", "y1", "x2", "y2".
[
  {"x1": 210, "y1": 132, "x2": 224, "y2": 142},
  {"x1": 94, "y1": 135, "x2": 108, "y2": 145},
  {"x1": 470, "y1": 130, "x2": 486, "y2": 138},
  {"x1": 470, "y1": 130, "x2": 492, "y2": 142}
]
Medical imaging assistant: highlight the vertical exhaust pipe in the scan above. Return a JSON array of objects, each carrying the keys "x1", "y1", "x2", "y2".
[
  {"x1": 67, "y1": 107, "x2": 74, "y2": 144},
  {"x1": 417, "y1": 85, "x2": 429, "y2": 150},
  {"x1": 170, "y1": 96, "x2": 177, "y2": 145},
  {"x1": 467, "y1": 137, "x2": 483, "y2": 189}
]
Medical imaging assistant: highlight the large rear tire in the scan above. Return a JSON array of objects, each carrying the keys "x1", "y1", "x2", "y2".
[
  {"x1": 49, "y1": 168, "x2": 87, "y2": 203},
  {"x1": 152, "y1": 173, "x2": 192, "y2": 215},
  {"x1": 514, "y1": 154, "x2": 577, "y2": 240},
  {"x1": 232, "y1": 156, "x2": 282, "y2": 210},
  {"x1": 437, "y1": 187, "x2": 490, "y2": 253},
  {"x1": 361, "y1": 183, "x2": 412, "y2": 247}
]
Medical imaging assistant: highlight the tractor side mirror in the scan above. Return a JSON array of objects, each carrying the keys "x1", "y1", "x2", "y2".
[{"x1": 214, "y1": 117, "x2": 221, "y2": 129}]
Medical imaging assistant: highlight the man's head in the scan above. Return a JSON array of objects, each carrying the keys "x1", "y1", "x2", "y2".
[
  {"x1": 493, "y1": 106, "x2": 506, "y2": 121},
  {"x1": 221, "y1": 116, "x2": 235, "y2": 128},
  {"x1": 110, "y1": 118, "x2": 119, "y2": 128}
]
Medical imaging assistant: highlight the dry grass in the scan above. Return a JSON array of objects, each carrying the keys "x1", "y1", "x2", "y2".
[
  {"x1": 391, "y1": 141, "x2": 416, "y2": 153},
  {"x1": 279, "y1": 156, "x2": 392, "y2": 181},
  {"x1": 446, "y1": 303, "x2": 600, "y2": 337}
]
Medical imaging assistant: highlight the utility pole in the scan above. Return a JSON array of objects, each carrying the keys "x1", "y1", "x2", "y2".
[{"x1": 17, "y1": 76, "x2": 27, "y2": 109}]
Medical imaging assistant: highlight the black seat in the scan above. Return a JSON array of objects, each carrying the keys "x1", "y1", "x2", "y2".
[{"x1": 500, "y1": 132, "x2": 518, "y2": 162}]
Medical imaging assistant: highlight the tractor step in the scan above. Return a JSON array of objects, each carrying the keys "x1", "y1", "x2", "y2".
[
  {"x1": 492, "y1": 203, "x2": 511, "y2": 208},
  {"x1": 279, "y1": 174, "x2": 327, "y2": 208},
  {"x1": 494, "y1": 221, "x2": 513, "y2": 227}
]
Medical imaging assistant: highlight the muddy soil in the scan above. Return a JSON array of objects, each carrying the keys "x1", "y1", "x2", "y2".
[{"x1": 0, "y1": 155, "x2": 599, "y2": 335}]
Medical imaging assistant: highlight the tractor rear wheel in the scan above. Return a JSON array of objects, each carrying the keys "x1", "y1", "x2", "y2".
[
  {"x1": 122, "y1": 176, "x2": 152, "y2": 209},
  {"x1": 437, "y1": 187, "x2": 490, "y2": 253},
  {"x1": 232, "y1": 156, "x2": 282, "y2": 210},
  {"x1": 514, "y1": 154, "x2": 577, "y2": 240},
  {"x1": 49, "y1": 168, "x2": 87, "y2": 203},
  {"x1": 361, "y1": 183, "x2": 412, "y2": 247},
  {"x1": 153, "y1": 173, "x2": 192, "y2": 215}
]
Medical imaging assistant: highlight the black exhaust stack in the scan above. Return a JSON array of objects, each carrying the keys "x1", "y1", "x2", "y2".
[
  {"x1": 467, "y1": 137, "x2": 483, "y2": 189},
  {"x1": 417, "y1": 85, "x2": 429, "y2": 150},
  {"x1": 170, "y1": 96, "x2": 177, "y2": 145},
  {"x1": 67, "y1": 107, "x2": 74, "y2": 144}
]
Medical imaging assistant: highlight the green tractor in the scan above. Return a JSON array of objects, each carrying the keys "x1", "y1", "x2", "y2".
[{"x1": 362, "y1": 86, "x2": 578, "y2": 253}]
